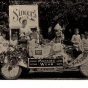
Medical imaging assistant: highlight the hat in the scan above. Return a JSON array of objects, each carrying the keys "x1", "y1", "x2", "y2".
[{"x1": 54, "y1": 23, "x2": 62, "y2": 31}]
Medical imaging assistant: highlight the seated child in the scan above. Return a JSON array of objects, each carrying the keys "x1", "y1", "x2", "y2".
[
  {"x1": 81, "y1": 34, "x2": 84, "y2": 40},
  {"x1": 0, "y1": 33, "x2": 9, "y2": 53},
  {"x1": 10, "y1": 34, "x2": 18, "y2": 47},
  {"x1": 50, "y1": 38, "x2": 69, "y2": 64},
  {"x1": 9, "y1": 34, "x2": 18, "y2": 51}
]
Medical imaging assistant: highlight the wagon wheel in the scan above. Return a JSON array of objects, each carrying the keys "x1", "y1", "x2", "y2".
[
  {"x1": 80, "y1": 62, "x2": 88, "y2": 77},
  {"x1": 1, "y1": 64, "x2": 22, "y2": 80}
]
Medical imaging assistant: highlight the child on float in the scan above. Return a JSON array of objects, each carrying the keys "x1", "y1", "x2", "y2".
[
  {"x1": 31, "y1": 27, "x2": 38, "y2": 40},
  {"x1": 53, "y1": 39, "x2": 69, "y2": 65},
  {"x1": 49, "y1": 30, "x2": 69, "y2": 65},
  {"x1": 81, "y1": 34, "x2": 85, "y2": 40},
  {"x1": 20, "y1": 19, "x2": 32, "y2": 40},
  {"x1": 9, "y1": 33, "x2": 18, "y2": 51},
  {"x1": 1, "y1": 33, "x2": 9, "y2": 53},
  {"x1": 10, "y1": 34, "x2": 18, "y2": 47},
  {"x1": 28, "y1": 33, "x2": 37, "y2": 57},
  {"x1": 39, "y1": 33, "x2": 44, "y2": 45}
]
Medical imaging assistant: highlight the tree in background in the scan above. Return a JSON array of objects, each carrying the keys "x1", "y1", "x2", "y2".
[
  {"x1": 0, "y1": 0, "x2": 9, "y2": 39},
  {"x1": 9, "y1": 0, "x2": 88, "y2": 40}
]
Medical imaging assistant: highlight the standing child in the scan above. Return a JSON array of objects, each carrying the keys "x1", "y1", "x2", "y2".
[
  {"x1": 81, "y1": 32, "x2": 88, "y2": 51},
  {"x1": 20, "y1": 19, "x2": 32, "y2": 39},
  {"x1": 28, "y1": 33, "x2": 36, "y2": 57},
  {"x1": 71, "y1": 28, "x2": 82, "y2": 58}
]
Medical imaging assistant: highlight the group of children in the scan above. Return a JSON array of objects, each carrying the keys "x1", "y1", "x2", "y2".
[
  {"x1": 20, "y1": 20, "x2": 86, "y2": 65},
  {"x1": 0, "y1": 31, "x2": 19, "y2": 53},
  {"x1": 43, "y1": 28, "x2": 88, "y2": 65},
  {"x1": 0, "y1": 18, "x2": 88, "y2": 67},
  {"x1": 0, "y1": 19, "x2": 87, "y2": 66}
]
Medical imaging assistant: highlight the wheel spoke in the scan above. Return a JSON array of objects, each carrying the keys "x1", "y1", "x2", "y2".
[
  {"x1": 10, "y1": 67, "x2": 19, "y2": 77},
  {"x1": 10, "y1": 70, "x2": 16, "y2": 78},
  {"x1": 2, "y1": 66, "x2": 10, "y2": 78}
]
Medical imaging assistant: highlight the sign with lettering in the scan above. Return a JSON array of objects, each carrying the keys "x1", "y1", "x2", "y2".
[
  {"x1": 9, "y1": 5, "x2": 38, "y2": 28},
  {"x1": 35, "y1": 50, "x2": 42, "y2": 55},
  {"x1": 69, "y1": 51, "x2": 88, "y2": 67},
  {"x1": 29, "y1": 57, "x2": 63, "y2": 67}
]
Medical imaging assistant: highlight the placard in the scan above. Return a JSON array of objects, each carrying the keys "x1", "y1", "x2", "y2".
[
  {"x1": 9, "y1": 5, "x2": 38, "y2": 28},
  {"x1": 29, "y1": 58, "x2": 63, "y2": 67}
]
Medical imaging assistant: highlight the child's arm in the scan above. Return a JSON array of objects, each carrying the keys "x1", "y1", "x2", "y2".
[
  {"x1": 71, "y1": 35, "x2": 75, "y2": 43},
  {"x1": 79, "y1": 35, "x2": 81, "y2": 43},
  {"x1": 60, "y1": 44, "x2": 64, "y2": 52}
]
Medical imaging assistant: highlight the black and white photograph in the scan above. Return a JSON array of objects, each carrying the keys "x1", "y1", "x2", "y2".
[{"x1": 0, "y1": 0, "x2": 88, "y2": 80}]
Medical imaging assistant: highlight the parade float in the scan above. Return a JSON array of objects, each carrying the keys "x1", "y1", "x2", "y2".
[{"x1": 0, "y1": 5, "x2": 88, "y2": 80}]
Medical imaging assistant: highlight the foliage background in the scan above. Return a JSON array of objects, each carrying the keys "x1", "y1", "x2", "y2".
[{"x1": 2, "y1": 0, "x2": 88, "y2": 39}]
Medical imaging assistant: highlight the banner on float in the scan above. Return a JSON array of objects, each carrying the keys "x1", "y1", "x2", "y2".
[
  {"x1": 69, "y1": 52, "x2": 88, "y2": 67},
  {"x1": 9, "y1": 5, "x2": 38, "y2": 28}
]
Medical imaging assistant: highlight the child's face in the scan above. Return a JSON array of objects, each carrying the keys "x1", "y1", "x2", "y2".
[
  {"x1": 81, "y1": 35, "x2": 84, "y2": 38},
  {"x1": 75, "y1": 30, "x2": 79, "y2": 34},
  {"x1": 12, "y1": 34, "x2": 17, "y2": 40},
  {"x1": 30, "y1": 35, "x2": 33, "y2": 39},
  {"x1": 22, "y1": 20, "x2": 27, "y2": 27},
  {"x1": 56, "y1": 30, "x2": 62, "y2": 37}
]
